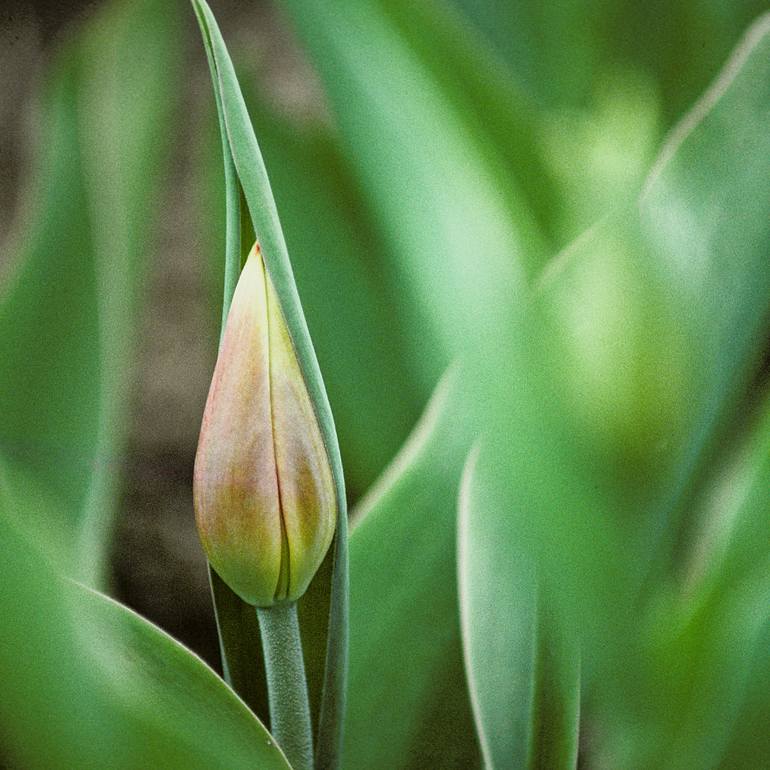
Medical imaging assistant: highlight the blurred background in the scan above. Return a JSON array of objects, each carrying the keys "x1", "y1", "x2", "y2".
[
  {"x1": 1, "y1": 0, "x2": 342, "y2": 670},
  {"x1": 1, "y1": 1, "x2": 769, "y2": 766}
]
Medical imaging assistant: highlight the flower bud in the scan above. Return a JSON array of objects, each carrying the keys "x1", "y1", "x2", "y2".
[{"x1": 193, "y1": 243, "x2": 336, "y2": 606}]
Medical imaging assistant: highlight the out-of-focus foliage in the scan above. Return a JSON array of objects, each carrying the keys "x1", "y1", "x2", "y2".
[
  {"x1": 1, "y1": 0, "x2": 769, "y2": 766},
  {"x1": 0, "y1": 2, "x2": 293, "y2": 766},
  {"x1": 345, "y1": 370, "x2": 477, "y2": 769},
  {"x1": 458, "y1": 445, "x2": 580, "y2": 770},
  {"x1": 0, "y1": 0, "x2": 179, "y2": 586},
  {"x1": 451, "y1": 0, "x2": 768, "y2": 118},
  {"x1": 0, "y1": 501, "x2": 290, "y2": 770},
  {"x1": 458, "y1": 14, "x2": 770, "y2": 769},
  {"x1": 278, "y1": 0, "x2": 539, "y2": 395}
]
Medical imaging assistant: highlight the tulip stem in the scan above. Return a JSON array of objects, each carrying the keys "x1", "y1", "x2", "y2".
[{"x1": 257, "y1": 602, "x2": 314, "y2": 770}]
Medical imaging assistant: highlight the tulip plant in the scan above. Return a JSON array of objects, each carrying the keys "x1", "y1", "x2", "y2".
[{"x1": 0, "y1": 0, "x2": 769, "y2": 768}]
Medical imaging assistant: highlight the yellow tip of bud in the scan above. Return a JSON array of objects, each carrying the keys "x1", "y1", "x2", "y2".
[{"x1": 193, "y1": 243, "x2": 336, "y2": 606}]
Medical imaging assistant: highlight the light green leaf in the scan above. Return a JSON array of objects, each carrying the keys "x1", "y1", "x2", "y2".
[
  {"x1": 279, "y1": 0, "x2": 542, "y2": 392},
  {"x1": 346, "y1": 369, "x2": 479, "y2": 769},
  {"x1": 639, "y1": 13, "x2": 770, "y2": 528},
  {"x1": 458, "y1": 445, "x2": 580, "y2": 770},
  {"x1": 463, "y1": 12, "x2": 770, "y2": 765},
  {"x1": 237, "y1": 94, "x2": 424, "y2": 497}
]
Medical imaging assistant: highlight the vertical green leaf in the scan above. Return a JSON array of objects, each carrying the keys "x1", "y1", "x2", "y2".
[
  {"x1": 279, "y1": 0, "x2": 540, "y2": 392},
  {"x1": 192, "y1": 3, "x2": 349, "y2": 765},
  {"x1": 345, "y1": 370, "x2": 479, "y2": 768},
  {"x1": 458, "y1": 445, "x2": 580, "y2": 769}
]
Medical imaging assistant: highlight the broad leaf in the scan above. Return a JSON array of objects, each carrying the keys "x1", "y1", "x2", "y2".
[
  {"x1": 458, "y1": 445, "x2": 580, "y2": 769},
  {"x1": 345, "y1": 370, "x2": 479, "y2": 769},
  {"x1": 462, "y1": 13, "x2": 770, "y2": 765},
  {"x1": 0, "y1": 487, "x2": 290, "y2": 770},
  {"x1": 279, "y1": 0, "x2": 541, "y2": 392}
]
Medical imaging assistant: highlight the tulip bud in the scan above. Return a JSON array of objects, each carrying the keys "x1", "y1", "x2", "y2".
[{"x1": 193, "y1": 243, "x2": 336, "y2": 607}]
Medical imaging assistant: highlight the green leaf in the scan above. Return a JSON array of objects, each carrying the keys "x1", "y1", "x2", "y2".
[
  {"x1": 192, "y1": 0, "x2": 262, "y2": 723},
  {"x1": 639, "y1": 13, "x2": 770, "y2": 528},
  {"x1": 279, "y1": 0, "x2": 542, "y2": 392},
  {"x1": 208, "y1": 567, "x2": 268, "y2": 717},
  {"x1": 458, "y1": 445, "x2": 580, "y2": 769},
  {"x1": 354, "y1": 0, "x2": 561, "y2": 242},
  {"x1": 345, "y1": 369, "x2": 479, "y2": 769},
  {"x1": 192, "y1": 3, "x2": 349, "y2": 766},
  {"x1": 625, "y1": 394, "x2": 770, "y2": 769},
  {"x1": 462, "y1": 12, "x2": 770, "y2": 765},
  {"x1": 718, "y1": 619, "x2": 770, "y2": 769},
  {"x1": 450, "y1": 0, "x2": 767, "y2": 118},
  {"x1": 0, "y1": 485, "x2": 290, "y2": 770},
  {"x1": 0, "y1": 0, "x2": 181, "y2": 586}
]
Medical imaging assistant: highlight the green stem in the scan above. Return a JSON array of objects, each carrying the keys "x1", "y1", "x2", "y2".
[{"x1": 257, "y1": 602, "x2": 314, "y2": 770}]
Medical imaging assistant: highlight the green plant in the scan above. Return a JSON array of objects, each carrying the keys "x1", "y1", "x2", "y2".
[{"x1": 0, "y1": 0, "x2": 768, "y2": 768}]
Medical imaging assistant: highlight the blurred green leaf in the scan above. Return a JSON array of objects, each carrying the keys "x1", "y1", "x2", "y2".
[
  {"x1": 0, "y1": 0, "x2": 181, "y2": 586},
  {"x1": 450, "y1": 0, "x2": 768, "y2": 119},
  {"x1": 718, "y1": 619, "x2": 770, "y2": 769},
  {"x1": 639, "y1": 13, "x2": 770, "y2": 530},
  {"x1": 0, "y1": 483, "x2": 290, "y2": 770},
  {"x1": 538, "y1": 69, "x2": 662, "y2": 243},
  {"x1": 628, "y1": 394, "x2": 770, "y2": 769},
  {"x1": 279, "y1": 0, "x2": 542, "y2": 392},
  {"x1": 345, "y1": 369, "x2": 479, "y2": 769},
  {"x1": 360, "y1": 0, "x2": 561, "y2": 242},
  {"x1": 458, "y1": 445, "x2": 580, "y2": 770},
  {"x1": 463, "y1": 13, "x2": 770, "y2": 766}
]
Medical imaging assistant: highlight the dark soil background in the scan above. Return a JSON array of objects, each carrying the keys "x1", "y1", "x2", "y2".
[{"x1": 0, "y1": 0, "x2": 318, "y2": 672}]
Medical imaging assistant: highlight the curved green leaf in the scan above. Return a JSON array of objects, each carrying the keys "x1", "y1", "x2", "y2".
[
  {"x1": 0, "y1": 489, "x2": 290, "y2": 770},
  {"x1": 345, "y1": 370, "x2": 479, "y2": 769},
  {"x1": 639, "y1": 12, "x2": 770, "y2": 535},
  {"x1": 462, "y1": 13, "x2": 770, "y2": 766},
  {"x1": 192, "y1": 3, "x2": 348, "y2": 766},
  {"x1": 458, "y1": 445, "x2": 580, "y2": 770},
  {"x1": 279, "y1": 0, "x2": 539, "y2": 392}
]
